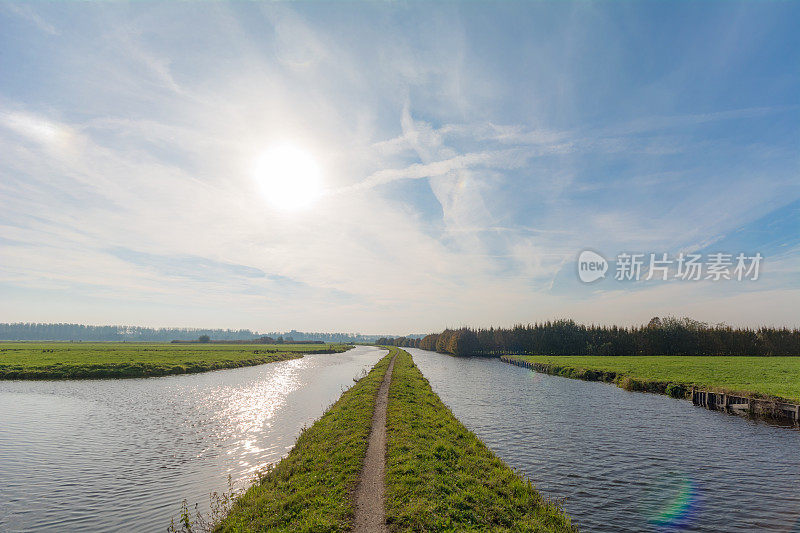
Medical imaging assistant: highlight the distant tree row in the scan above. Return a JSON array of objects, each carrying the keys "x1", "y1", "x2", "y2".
[
  {"x1": 375, "y1": 336, "x2": 422, "y2": 348},
  {"x1": 393, "y1": 317, "x2": 800, "y2": 356},
  {"x1": 261, "y1": 330, "x2": 424, "y2": 344},
  {"x1": 0, "y1": 323, "x2": 425, "y2": 344},
  {"x1": 0, "y1": 323, "x2": 260, "y2": 342}
]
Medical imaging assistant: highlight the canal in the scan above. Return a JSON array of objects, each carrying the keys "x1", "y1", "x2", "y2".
[
  {"x1": 408, "y1": 348, "x2": 800, "y2": 532},
  {"x1": 0, "y1": 346, "x2": 387, "y2": 532}
]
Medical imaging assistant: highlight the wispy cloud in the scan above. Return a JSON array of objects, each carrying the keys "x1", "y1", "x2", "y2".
[
  {"x1": 0, "y1": 2, "x2": 798, "y2": 331},
  {"x1": 4, "y1": 3, "x2": 58, "y2": 35}
]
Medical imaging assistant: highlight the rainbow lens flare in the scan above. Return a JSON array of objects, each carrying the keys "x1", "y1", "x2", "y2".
[{"x1": 640, "y1": 473, "x2": 702, "y2": 531}]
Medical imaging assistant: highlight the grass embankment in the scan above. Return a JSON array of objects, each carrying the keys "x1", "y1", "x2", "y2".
[
  {"x1": 0, "y1": 342, "x2": 351, "y2": 380},
  {"x1": 215, "y1": 348, "x2": 396, "y2": 532},
  {"x1": 511, "y1": 355, "x2": 800, "y2": 404},
  {"x1": 386, "y1": 349, "x2": 575, "y2": 532}
]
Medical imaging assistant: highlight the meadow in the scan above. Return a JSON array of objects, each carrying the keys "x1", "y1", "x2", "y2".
[
  {"x1": 513, "y1": 355, "x2": 800, "y2": 403},
  {"x1": 0, "y1": 342, "x2": 350, "y2": 379}
]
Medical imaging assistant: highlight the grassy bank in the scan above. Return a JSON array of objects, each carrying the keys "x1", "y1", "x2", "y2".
[
  {"x1": 215, "y1": 348, "x2": 396, "y2": 532},
  {"x1": 214, "y1": 347, "x2": 575, "y2": 532},
  {"x1": 386, "y1": 349, "x2": 575, "y2": 532},
  {"x1": 0, "y1": 342, "x2": 351, "y2": 380},
  {"x1": 510, "y1": 355, "x2": 800, "y2": 403}
]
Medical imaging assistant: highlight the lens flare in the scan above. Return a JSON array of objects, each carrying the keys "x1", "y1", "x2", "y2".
[{"x1": 640, "y1": 473, "x2": 702, "y2": 531}]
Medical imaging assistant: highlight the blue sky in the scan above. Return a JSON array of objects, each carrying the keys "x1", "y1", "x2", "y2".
[{"x1": 0, "y1": 1, "x2": 798, "y2": 333}]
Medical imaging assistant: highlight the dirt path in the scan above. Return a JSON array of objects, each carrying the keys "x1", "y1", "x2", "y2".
[{"x1": 352, "y1": 353, "x2": 396, "y2": 532}]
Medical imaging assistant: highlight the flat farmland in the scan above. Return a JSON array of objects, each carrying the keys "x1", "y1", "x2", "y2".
[
  {"x1": 0, "y1": 342, "x2": 351, "y2": 380},
  {"x1": 513, "y1": 355, "x2": 800, "y2": 403}
]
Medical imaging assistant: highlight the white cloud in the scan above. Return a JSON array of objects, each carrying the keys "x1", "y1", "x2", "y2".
[
  {"x1": 0, "y1": 2, "x2": 797, "y2": 331},
  {"x1": 4, "y1": 3, "x2": 59, "y2": 35}
]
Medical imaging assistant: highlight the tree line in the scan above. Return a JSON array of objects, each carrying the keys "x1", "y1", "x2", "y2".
[
  {"x1": 375, "y1": 336, "x2": 423, "y2": 348},
  {"x1": 0, "y1": 323, "x2": 260, "y2": 342},
  {"x1": 263, "y1": 330, "x2": 424, "y2": 344},
  {"x1": 386, "y1": 317, "x2": 800, "y2": 356},
  {"x1": 0, "y1": 323, "x2": 425, "y2": 344}
]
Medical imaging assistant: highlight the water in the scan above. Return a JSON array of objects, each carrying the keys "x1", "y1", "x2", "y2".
[
  {"x1": 0, "y1": 346, "x2": 387, "y2": 532},
  {"x1": 407, "y1": 348, "x2": 800, "y2": 533}
]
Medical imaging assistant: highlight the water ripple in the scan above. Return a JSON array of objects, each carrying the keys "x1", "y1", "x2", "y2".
[{"x1": 0, "y1": 346, "x2": 385, "y2": 532}]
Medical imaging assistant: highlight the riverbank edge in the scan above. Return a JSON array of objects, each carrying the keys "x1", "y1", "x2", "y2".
[
  {"x1": 0, "y1": 346, "x2": 353, "y2": 380},
  {"x1": 386, "y1": 349, "x2": 577, "y2": 532},
  {"x1": 502, "y1": 355, "x2": 800, "y2": 422},
  {"x1": 214, "y1": 348, "x2": 396, "y2": 532}
]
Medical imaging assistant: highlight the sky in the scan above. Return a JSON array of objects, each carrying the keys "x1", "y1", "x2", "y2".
[{"x1": 0, "y1": 1, "x2": 798, "y2": 334}]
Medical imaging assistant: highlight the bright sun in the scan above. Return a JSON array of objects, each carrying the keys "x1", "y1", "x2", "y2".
[{"x1": 253, "y1": 144, "x2": 324, "y2": 211}]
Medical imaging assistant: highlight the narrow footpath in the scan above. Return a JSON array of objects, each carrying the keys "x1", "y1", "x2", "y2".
[{"x1": 352, "y1": 352, "x2": 396, "y2": 532}]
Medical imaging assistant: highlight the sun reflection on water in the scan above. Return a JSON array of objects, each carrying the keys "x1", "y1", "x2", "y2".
[
  {"x1": 215, "y1": 362, "x2": 304, "y2": 475},
  {"x1": 0, "y1": 347, "x2": 386, "y2": 532}
]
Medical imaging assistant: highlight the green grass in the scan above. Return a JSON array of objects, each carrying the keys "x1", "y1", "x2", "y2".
[
  {"x1": 511, "y1": 355, "x2": 800, "y2": 403},
  {"x1": 0, "y1": 342, "x2": 351, "y2": 380},
  {"x1": 215, "y1": 347, "x2": 397, "y2": 533},
  {"x1": 385, "y1": 349, "x2": 576, "y2": 532}
]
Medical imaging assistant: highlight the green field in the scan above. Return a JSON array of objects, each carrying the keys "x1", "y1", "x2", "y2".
[
  {"x1": 215, "y1": 347, "x2": 396, "y2": 532},
  {"x1": 512, "y1": 355, "x2": 800, "y2": 403},
  {"x1": 0, "y1": 342, "x2": 351, "y2": 380},
  {"x1": 386, "y1": 350, "x2": 575, "y2": 532}
]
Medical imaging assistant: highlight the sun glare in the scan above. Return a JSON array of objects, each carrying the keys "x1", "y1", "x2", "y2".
[{"x1": 253, "y1": 144, "x2": 324, "y2": 211}]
